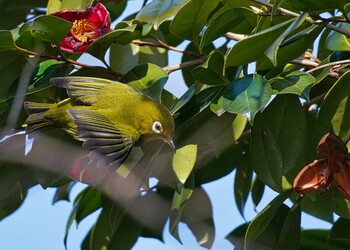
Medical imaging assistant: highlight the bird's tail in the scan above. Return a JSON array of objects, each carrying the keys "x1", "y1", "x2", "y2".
[{"x1": 23, "y1": 101, "x2": 56, "y2": 135}]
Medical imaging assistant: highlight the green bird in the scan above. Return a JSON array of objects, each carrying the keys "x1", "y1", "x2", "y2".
[{"x1": 24, "y1": 77, "x2": 175, "y2": 168}]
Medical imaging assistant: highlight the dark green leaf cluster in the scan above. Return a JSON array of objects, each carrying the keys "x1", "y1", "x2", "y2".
[{"x1": 2, "y1": 0, "x2": 350, "y2": 249}]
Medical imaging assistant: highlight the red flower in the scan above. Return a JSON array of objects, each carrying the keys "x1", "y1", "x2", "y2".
[{"x1": 53, "y1": 3, "x2": 111, "y2": 53}]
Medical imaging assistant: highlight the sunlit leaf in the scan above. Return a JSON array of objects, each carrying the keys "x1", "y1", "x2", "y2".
[
  {"x1": 172, "y1": 144, "x2": 197, "y2": 185},
  {"x1": 136, "y1": 0, "x2": 189, "y2": 29},
  {"x1": 226, "y1": 19, "x2": 294, "y2": 66},
  {"x1": 192, "y1": 52, "x2": 228, "y2": 85},
  {"x1": 124, "y1": 63, "x2": 168, "y2": 101},
  {"x1": 222, "y1": 74, "x2": 272, "y2": 124},
  {"x1": 318, "y1": 71, "x2": 350, "y2": 140},
  {"x1": 46, "y1": 0, "x2": 93, "y2": 14},
  {"x1": 270, "y1": 71, "x2": 316, "y2": 101}
]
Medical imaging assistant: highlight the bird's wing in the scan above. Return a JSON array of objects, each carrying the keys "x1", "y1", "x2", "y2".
[
  {"x1": 68, "y1": 109, "x2": 134, "y2": 168},
  {"x1": 50, "y1": 77, "x2": 116, "y2": 105}
]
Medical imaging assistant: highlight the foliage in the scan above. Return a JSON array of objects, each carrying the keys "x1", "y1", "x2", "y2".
[{"x1": 2, "y1": 0, "x2": 350, "y2": 249}]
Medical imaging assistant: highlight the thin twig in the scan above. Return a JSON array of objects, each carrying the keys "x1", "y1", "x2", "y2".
[
  {"x1": 307, "y1": 59, "x2": 350, "y2": 73},
  {"x1": 15, "y1": 46, "x2": 124, "y2": 79},
  {"x1": 163, "y1": 57, "x2": 208, "y2": 74},
  {"x1": 302, "y1": 93, "x2": 326, "y2": 109},
  {"x1": 132, "y1": 39, "x2": 202, "y2": 58},
  {"x1": 291, "y1": 59, "x2": 319, "y2": 68},
  {"x1": 224, "y1": 33, "x2": 247, "y2": 41}
]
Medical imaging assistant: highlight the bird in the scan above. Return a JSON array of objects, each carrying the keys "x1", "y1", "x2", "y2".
[{"x1": 23, "y1": 76, "x2": 175, "y2": 169}]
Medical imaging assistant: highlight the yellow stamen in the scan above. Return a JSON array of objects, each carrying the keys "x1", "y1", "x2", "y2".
[{"x1": 71, "y1": 19, "x2": 98, "y2": 43}]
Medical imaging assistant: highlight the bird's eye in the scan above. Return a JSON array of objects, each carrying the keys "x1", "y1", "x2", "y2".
[{"x1": 152, "y1": 121, "x2": 163, "y2": 134}]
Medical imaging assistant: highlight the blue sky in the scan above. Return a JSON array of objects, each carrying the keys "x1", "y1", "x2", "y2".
[{"x1": 0, "y1": 1, "x2": 333, "y2": 250}]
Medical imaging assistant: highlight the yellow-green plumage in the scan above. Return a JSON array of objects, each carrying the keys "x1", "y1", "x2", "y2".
[{"x1": 24, "y1": 77, "x2": 175, "y2": 168}]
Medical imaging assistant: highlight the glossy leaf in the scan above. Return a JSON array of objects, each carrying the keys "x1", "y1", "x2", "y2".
[
  {"x1": 318, "y1": 71, "x2": 350, "y2": 140},
  {"x1": 226, "y1": 19, "x2": 294, "y2": 66},
  {"x1": 170, "y1": 84, "x2": 195, "y2": 115},
  {"x1": 257, "y1": 24, "x2": 323, "y2": 70},
  {"x1": 244, "y1": 190, "x2": 293, "y2": 248},
  {"x1": 192, "y1": 52, "x2": 228, "y2": 85},
  {"x1": 88, "y1": 20, "x2": 145, "y2": 61},
  {"x1": 136, "y1": 0, "x2": 189, "y2": 29},
  {"x1": 169, "y1": 0, "x2": 220, "y2": 43},
  {"x1": 124, "y1": 63, "x2": 168, "y2": 101},
  {"x1": 265, "y1": 12, "x2": 307, "y2": 66},
  {"x1": 222, "y1": 74, "x2": 272, "y2": 124},
  {"x1": 18, "y1": 15, "x2": 72, "y2": 46},
  {"x1": 270, "y1": 71, "x2": 316, "y2": 101},
  {"x1": 200, "y1": 7, "x2": 255, "y2": 49},
  {"x1": 226, "y1": 223, "x2": 249, "y2": 247},
  {"x1": 172, "y1": 144, "x2": 197, "y2": 185},
  {"x1": 46, "y1": 0, "x2": 93, "y2": 14},
  {"x1": 110, "y1": 36, "x2": 167, "y2": 74},
  {"x1": 325, "y1": 23, "x2": 350, "y2": 51},
  {"x1": 251, "y1": 95, "x2": 307, "y2": 191}
]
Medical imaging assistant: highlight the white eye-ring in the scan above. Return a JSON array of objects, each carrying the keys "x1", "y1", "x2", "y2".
[{"x1": 152, "y1": 121, "x2": 163, "y2": 134}]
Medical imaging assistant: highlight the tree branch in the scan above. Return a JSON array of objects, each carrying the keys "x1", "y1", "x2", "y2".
[
  {"x1": 306, "y1": 59, "x2": 350, "y2": 73},
  {"x1": 132, "y1": 39, "x2": 202, "y2": 58},
  {"x1": 250, "y1": 0, "x2": 350, "y2": 37},
  {"x1": 15, "y1": 46, "x2": 124, "y2": 79},
  {"x1": 163, "y1": 57, "x2": 208, "y2": 74}
]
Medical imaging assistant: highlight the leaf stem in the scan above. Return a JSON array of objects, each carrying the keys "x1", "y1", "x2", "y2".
[{"x1": 306, "y1": 59, "x2": 350, "y2": 73}]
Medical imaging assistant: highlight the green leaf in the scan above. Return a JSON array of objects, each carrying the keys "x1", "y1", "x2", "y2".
[
  {"x1": 170, "y1": 84, "x2": 195, "y2": 115},
  {"x1": 264, "y1": 12, "x2": 307, "y2": 66},
  {"x1": 251, "y1": 177, "x2": 265, "y2": 210},
  {"x1": 222, "y1": 74, "x2": 272, "y2": 124},
  {"x1": 270, "y1": 71, "x2": 316, "y2": 101},
  {"x1": 0, "y1": 0, "x2": 47, "y2": 29},
  {"x1": 172, "y1": 144, "x2": 197, "y2": 185},
  {"x1": 175, "y1": 86, "x2": 223, "y2": 125},
  {"x1": 278, "y1": 205, "x2": 301, "y2": 250},
  {"x1": 318, "y1": 71, "x2": 350, "y2": 140},
  {"x1": 18, "y1": 15, "x2": 72, "y2": 46},
  {"x1": 109, "y1": 34, "x2": 168, "y2": 74},
  {"x1": 182, "y1": 187, "x2": 215, "y2": 249},
  {"x1": 0, "y1": 182, "x2": 26, "y2": 221},
  {"x1": 244, "y1": 190, "x2": 293, "y2": 248},
  {"x1": 52, "y1": 182, "x2": 75, "y2": 204},
  {"x1": 226, "y1": 223, "x2": 249, "y2": 247},
  {"x1": 0, "y1": 51, "x2": 26, "y2": 102},
  {"x1": 300, "y1": 230, "x2": 330, "y2": 250},
  {"x1": 169, "y1": 0, "x2": 220, "y2": 44},
  {"x1": 136, "y1": 0, "x2": 189, "y2": 29},
  {"x1": 257, "y1": 24, "x2": 323, "y2": 70},
  {"x1": 170, "y1": 174, "x2": 194, "y2": 242},
  {"x1": 0, "y1": 31, "x2": 16, "y2": 53},
  {"x1": 225, "y1": 19, "x2": 294, "y2": 66},
  {"x1": 251, "y1": 95, "x2": 307, "y2": 191},
  {"x1": 326, "y1": 22, "x2": 350, "y2": 51},
  {"x1": 123, "y1": 63, "x2": 168, "y2": 101},
  {"x1": 82, "y1": 200, "x2": 142, "y2": 250},
  {"x1": 46, "y1": 0, "x2": 93, "y2": 14},
  {"x1": 88, "y1": 20, "x2": 144, "y2": 62},
  {"x1": 289, "y1": 0, "x2": 349, "y2": 11},
  {"x1": 192, "y1": 52, "x2": 228, "y2": 85},
  {"x1": 200, "y1": 7, "x2": 255, "y2": 50},
  {"x1": 234, "y1": 158, "x2": 253, "y2": 218},
  {"x1": 64, "y1": 187, "x2": 102, "y2": 248},
  {"x1": 330, "y1": 218, "x2": 350, "y2": 247}
]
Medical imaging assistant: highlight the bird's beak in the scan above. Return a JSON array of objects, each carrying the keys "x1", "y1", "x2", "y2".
[{"x1": 165, "y1": 137, "x2": 176, "y2": 151}]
